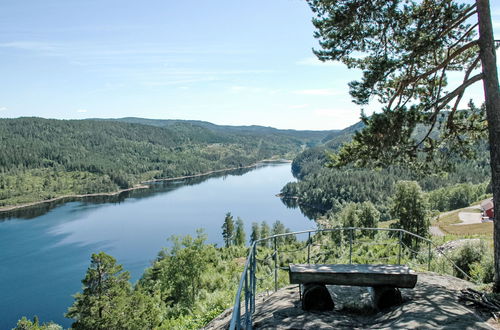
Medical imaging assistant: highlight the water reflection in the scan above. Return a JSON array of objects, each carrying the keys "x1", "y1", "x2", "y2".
[
  {"x1": 278, "y1": 196, "x2": 325, "y2": 219},
  {"x1": 0, "y1": 166, "x2": 255, "y2": 221}
]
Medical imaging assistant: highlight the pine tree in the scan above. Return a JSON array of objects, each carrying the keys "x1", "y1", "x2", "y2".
[
  {"x1": 234, "y1": 217, "x2": 246, "y2": 246},
  {"x1": 250, "y1": 222, "x2": 260, "y2": 244},
  {"x1": 307, "y1": 0, "x2": 500, "y2": 289},
  {"x1": 260, "y1": 221, "x2": 271, "y2": 248},
  {"x1": 221, "y1": 212, "x2": 234, "y2": 248},
  {"x1": 272, "y1": 220, "x2": 286, "y2": 244},
  {"x1": 66, "y1": 252, "x2": 131, "y2": 330}
]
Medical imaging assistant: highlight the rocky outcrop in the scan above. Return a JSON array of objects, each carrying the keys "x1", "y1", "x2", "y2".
[{"x1": 205, "y1": 272, "x2": 496, "y2": 329}]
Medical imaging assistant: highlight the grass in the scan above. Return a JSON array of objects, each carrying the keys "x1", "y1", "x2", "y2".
[
  {"x1": 435, "y1": 210, "x2": 461, "y2": 225},
  {"x1": 440, "y1": 222, "x2": 493, "y2": 236},
  {"x1": 433, "y1": 205, "x2": 493, "y2": 237},
  {"x1": 462, "y1": 207, "x2": 482, "y2": 213}
]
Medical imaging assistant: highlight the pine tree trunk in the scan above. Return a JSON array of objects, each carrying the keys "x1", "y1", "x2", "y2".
[{"x1": 476, "y1": 0, "x2": 500, "y2": 291}]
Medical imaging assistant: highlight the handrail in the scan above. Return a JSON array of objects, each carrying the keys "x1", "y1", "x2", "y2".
[{"x1": 228, "y1": 227, "x2": 470, "y2": 329}]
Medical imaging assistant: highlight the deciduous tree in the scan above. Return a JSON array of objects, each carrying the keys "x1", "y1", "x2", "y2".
[{"x1": 390, "y1": 181, "x2": 430, "y2": 248}]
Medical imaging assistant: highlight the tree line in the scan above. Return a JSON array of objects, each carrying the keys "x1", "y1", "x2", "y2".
[
  {"x1": 0, "y1": 117, "x2": 326, "y2": 207},
  {"x1": 281, "y1": 132, "x2": 491, "y2": 221},
  {"x1": 221, "y1": 212, "x2": 297, "y2": 248}
]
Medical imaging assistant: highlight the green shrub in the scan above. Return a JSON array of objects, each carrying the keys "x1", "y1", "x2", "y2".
[
  {"x1": 470, "y1": 253, "x2": 494, "y2": 284},
  {"x1": 452, "y1": 241, "x2": 486, "y2": 279}
]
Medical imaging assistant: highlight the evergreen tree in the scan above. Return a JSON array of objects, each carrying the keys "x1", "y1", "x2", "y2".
[
  {"x1": 66, "y1": 252, "x2": 131, "y2": 330},
  {"x1": 221, "y1": 212, "x2": 234, "y2": 248},
  {"x1": 284, "y1": 227, "x2": 297, "y2": 245},
  {"x1": 390, "y1": 181, "x2": 430, "y2": 248},
  {"x1": 250, "y1": 222, "x2": 260, "y2": 244},
  {"x1": 358, "y1": 201, "x2": 380, "y2": 237},
  {"x1": 260, "y1": 221, "x2": 271, "y2": 248},
  {"x1": 234, "y1": 217, "x2": 246, "y2": 246},
  {"x1": 272, "y1": 220, "x2": 286, "y2": 244}
]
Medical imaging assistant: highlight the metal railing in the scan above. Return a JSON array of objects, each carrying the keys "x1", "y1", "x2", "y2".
[{"x1": 228, "y1": 227, "x2": 469, "y2": 330}]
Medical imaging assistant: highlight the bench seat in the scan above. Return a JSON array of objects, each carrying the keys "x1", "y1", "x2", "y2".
[{"x1": 289, "y1": 264, "x2": 417, "y2": 288}]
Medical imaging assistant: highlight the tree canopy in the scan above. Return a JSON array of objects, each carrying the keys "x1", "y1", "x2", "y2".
[
  {"x1": 308, "y1": 0, "x2": 493, "y2": 170},
  {"x1": 308, "y1": 0, "x2": 500, "y2": 289},
  {"x1": 390, "y1": 181, "x2": 430, "y2": 248}
]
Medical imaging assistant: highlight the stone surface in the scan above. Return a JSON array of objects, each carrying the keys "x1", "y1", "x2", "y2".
[{"x1": 204, "y1": 272, "x2": 497, "y2": 329}]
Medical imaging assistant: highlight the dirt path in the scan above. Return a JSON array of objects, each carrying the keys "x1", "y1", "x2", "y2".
[
  {"x1": 457, "y1": 212, "x2": 483, "y2": 225},
  {"x1": 429, "y1": 226, "x2": 445, "y2": 237}
]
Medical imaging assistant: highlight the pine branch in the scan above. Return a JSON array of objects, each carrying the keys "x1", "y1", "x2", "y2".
[
  {"x1": 447, "y1": 55, "x2": 482, "y2": 128},
  {"x1": 436, "y1": 73, "x2": 484, "y2": 109},
  {"x1": 436, "y1": 6, "x2": 477, "y2": 41},
  {"x1": 412, "y1": 40, "x2": 479, "y2": 84}
]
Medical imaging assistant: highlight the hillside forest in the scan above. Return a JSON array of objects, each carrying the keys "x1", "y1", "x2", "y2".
[
  {"x1": 280, "y1": 121, "x2": 492, "y2": 222},
  {"x1": 0, "y1": 117, "x2": 332, "y2": 207}
]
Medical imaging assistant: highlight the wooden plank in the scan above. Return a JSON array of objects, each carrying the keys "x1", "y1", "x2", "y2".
[{"x1": 289, "y1": 264, "x2": 417, "y2": 288}]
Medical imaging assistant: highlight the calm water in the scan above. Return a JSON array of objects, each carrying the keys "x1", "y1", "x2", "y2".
[{"x1": 0, "y1": 163, "x2": 314, "y2": 328}]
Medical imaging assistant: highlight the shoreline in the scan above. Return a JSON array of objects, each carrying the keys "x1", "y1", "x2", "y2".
[{"x1": 0, "y1": 159, "x2": 291, "y2": 214}]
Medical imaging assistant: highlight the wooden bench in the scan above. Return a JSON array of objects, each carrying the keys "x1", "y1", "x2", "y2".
[{"x1": 289, "y1": 264, "x2": 418, "y2": 311}]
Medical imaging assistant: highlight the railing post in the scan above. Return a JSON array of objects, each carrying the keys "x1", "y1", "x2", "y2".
[
  {"x1": 428, "y1": 240, "x2": 432, "y2": 271},
  {"x1": 274, "y1": 236, "x2": 278, "y2": 292},
  {"x1": 349, "y1": 228, "x2": 353, "y2": 264},
  {"x1": 398, "y1": 230, "x2": 402, "y2": 265},
  {"x1": 307, "y1": 232, "x2": 311, "y2": 264},
  {"x1": 251, "y1": 244, "x2": 257, "y2": 313},
  {"x1": 244, "y1": 271, "x2": 251, "y2": 329},
  {"x1": 235, "y1": 294, "x2": 241, "y2": 330}
]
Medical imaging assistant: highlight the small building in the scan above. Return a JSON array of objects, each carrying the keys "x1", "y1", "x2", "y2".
[{"x1": 480, "y1": 199, "x2": 494, "y2": 219}]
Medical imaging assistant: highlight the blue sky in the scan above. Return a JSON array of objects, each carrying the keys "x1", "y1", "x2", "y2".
[{"x1": 0, "y1": 0, "x2": 499, "y2": 130}]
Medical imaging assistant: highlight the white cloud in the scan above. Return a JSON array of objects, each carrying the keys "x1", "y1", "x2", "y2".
[
  {"x1": 0, "y1": 106, "x2": 7, "y2": 111},
  {"x1": 294, "y1": 88, "x2": 340, "y2": 96},
  {"x1": 76, "y1": 109, "x2": 88, "y2": 113}
]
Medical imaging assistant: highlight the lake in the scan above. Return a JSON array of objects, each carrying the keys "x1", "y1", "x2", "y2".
[{"x1": 0, "y1": 163, "x2": 315, "y2": 328}]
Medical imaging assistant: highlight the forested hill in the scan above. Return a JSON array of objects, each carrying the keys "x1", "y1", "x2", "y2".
[
  {"x1": 0, "y1": 117, "x2": 331, "y2": 207},
  {"x1": 282, "y1": 121, "x2": 491, "y2": 220},
  {"x1": 94, "y1": 117, "x2": 337, "y2": 145}
]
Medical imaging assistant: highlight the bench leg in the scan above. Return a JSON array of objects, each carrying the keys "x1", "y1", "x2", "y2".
[
  {"x1": 372, "y1": 286, "x2": 402, "y2": 310},
  {"x1": 301, "y1": 283, "x2": 334, "y2": 311}
]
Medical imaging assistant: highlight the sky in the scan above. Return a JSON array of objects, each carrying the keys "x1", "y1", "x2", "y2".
[{"x1": 0, "y1": 0, "x2": 499, "y2": 130}]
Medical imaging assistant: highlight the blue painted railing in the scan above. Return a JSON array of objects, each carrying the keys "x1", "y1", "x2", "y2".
[{"x1": 228, "y1": 227, "x2": 469, "y2": 330}]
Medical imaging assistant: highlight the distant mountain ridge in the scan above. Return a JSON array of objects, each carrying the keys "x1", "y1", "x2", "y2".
[{"x1": 91, "y1": 117, "x2": 338, "y2": 142}]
